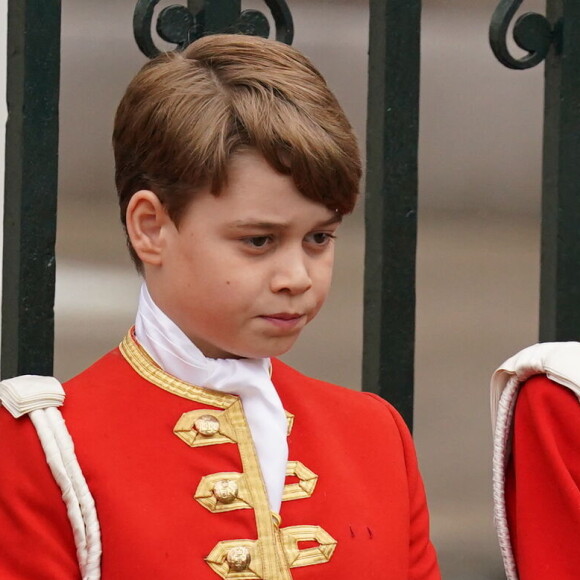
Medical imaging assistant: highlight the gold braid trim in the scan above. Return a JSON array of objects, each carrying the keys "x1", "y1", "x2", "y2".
[
  {"x1": 119, "y1": 330, "x2": 335, "y2": 579},
  {"x1": 281, "y1": 526, "x2": 337, "y2": 568},
  {"x1": 282, "y1": 461, "x2": 318, "y2": 501},
  {"x1": 227, "y1": 400, "x2": 293, "y2": 579},
  {"x1": 120, "y1": 331, "x2": 238, "y2": 408}
]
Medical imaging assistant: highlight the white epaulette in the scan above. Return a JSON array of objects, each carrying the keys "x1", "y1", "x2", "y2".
[
  {"x1": 0, "y1": 376, "x2": 102, "y2": 580},
  {"x1": 490, "y1": 342, "x2": 580, "y2": 580}
]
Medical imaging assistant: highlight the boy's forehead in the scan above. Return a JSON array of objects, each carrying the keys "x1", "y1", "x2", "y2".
[
  {"x1": 200, "y1": 150, "x2": 341, "y2": 218},
  {"x1": 185, "y1": 179, "x2": 340, "y2": 229}
]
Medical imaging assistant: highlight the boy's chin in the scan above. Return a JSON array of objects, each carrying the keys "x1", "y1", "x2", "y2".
[{"x1": 230, "y1": 339, "x2": 300, "y2": 360}]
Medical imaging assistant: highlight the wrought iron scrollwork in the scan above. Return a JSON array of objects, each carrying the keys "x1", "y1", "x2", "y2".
[
  {"x1": 489, "y1": 0, "x2": 556, "y2": 69},
  {"x1": 134, "y1": 0, "x2": 294, "y2": 59}
]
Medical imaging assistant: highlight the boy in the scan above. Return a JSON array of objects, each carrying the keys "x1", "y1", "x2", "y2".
[{"x1": 0, "y1": 34, "x2": 440, "y2": 579}]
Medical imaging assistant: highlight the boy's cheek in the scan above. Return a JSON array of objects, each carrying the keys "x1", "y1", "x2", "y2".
[{"x1": 307, "y1": 300, "x2": 326, "y2": 323}]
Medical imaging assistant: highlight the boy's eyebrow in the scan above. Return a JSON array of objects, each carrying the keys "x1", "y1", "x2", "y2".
[
  {"x1": 229, "y1": 214, "x2": 342, "y2": 230},
  {"x1": 317, "y1": 214, "x2": 343, "y2": 226}
]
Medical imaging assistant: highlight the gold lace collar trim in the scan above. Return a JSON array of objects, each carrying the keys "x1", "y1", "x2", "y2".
[{"x1": 119, "y1": 329, "x2": 238, "y2": 409}]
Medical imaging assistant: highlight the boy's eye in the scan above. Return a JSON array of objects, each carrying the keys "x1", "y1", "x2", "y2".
[
  {"x1": 243, "y1": 236, "x2": 272, "y2": 248},
  {"x1": 305, "y1": 232, "x2": 336, "y2": 246}
]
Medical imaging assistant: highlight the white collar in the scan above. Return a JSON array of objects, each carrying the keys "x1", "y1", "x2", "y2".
[{"x1": 134, "y1": 283, "x2": 288, "y2": 512}]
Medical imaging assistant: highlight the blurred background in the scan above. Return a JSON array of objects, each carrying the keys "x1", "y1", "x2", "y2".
[{"x1": 55, "y1": 0, "x2": 545, "y2": 577}]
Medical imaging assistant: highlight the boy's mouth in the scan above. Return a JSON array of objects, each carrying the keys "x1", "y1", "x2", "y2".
[
  {"x1": 265, "y1": 313, "x2": 302, "y2": 320},
  {"x1": 259, "y1": 312, "x2": 306, "y2": 329}
]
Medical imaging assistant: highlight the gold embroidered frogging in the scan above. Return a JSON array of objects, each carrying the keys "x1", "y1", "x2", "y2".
[
  {"x1": 175, "y1": 409, "x2": 237, "y2": 447},
  {"x1": 195, "y1": 472, "x2": 253, "y2": 513},
  {"x1": 282, "y1": 526, "x2": 337, "y2": 568},
  {"x1": 120, "y1": 331, "x2": 336, "y2": 580},
  {"x1": 282, "y1": 462, "x2": 318, "y2": 501}
]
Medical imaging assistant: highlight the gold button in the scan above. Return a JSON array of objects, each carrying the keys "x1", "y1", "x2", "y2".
[
  {"x1": 212, "y1": 479, "x2": 238, "y2": 504},
  {"x1": 226, "y1": 546, "x2": 251, "y2": 571},
  {"x1": 193, "y1": 414, "x2": 220, "y2": 437}
]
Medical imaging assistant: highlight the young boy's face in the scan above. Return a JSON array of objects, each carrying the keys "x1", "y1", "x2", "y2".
[{"x1": 147, "y1": 150, "x2": 341, "y2": 359}]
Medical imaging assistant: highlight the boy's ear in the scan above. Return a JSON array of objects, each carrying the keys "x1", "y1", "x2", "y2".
[{"x1": 125, "y1": 190, "x2": 171, "y2": 266}]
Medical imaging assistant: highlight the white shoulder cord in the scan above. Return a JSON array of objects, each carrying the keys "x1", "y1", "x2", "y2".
[
  {"x1": 491, "y1": 374, "x2": 520, "y2": 580},
  {"x1": 490, "y1": 342, "x2": 580, "y2": 580},
  {"x1": 0, "y1": 376, "x2": 101, "y2": 580}
]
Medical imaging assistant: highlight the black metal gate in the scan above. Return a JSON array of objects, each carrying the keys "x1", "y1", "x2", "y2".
[
  {"x1": 490, "y1": 0, "x2": 580, "y2": 343},
  {"x1": 4, "y1": 0, "x2": 580, "y2": 433}
]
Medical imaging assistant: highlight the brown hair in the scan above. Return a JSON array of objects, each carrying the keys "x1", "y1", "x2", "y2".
[{"x1": 113, "y1": 34, "x2": 361, "y2": 267}]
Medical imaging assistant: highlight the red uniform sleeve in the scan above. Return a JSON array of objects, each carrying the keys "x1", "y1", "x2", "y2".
[
  {"x1": 365, "y1": 393, "x2": 441, "y2": 580},
  {"x1": 0, "y1": 407, "x2": 80, "y2": 579},
  {"x1": 506, "y1": 375, "x2": 580, "y2": 579}
]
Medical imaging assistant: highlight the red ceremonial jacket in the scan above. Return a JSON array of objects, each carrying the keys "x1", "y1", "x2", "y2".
[
  {"x1": 0, "y1": 332, "x2": 440, "y2": 579},
  {"x1": 506, "y1": 375, "x2": 580, "y2": 579}
]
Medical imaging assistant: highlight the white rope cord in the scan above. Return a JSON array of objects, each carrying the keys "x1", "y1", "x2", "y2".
[
  {"x1": 45, "y1": 407, "x2": 102, "y2": 579},
  {"x1": 28, "y1": 410, "x2": 89, "y2": 569},
  {"x1": 492, "y1": 375, "x2": 520, "y2": 580},
  {"x1": 28, "y1": 406, "x2": 101, "y2": 580},
  {"x1": 0, "y1": 376, "x2": 101, "y2": 580}
]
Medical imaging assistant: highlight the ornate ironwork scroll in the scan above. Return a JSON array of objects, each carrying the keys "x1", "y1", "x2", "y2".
[
  {"x1": 490, "y1": 0, "x2": 580, "y2": 342},
  {"x1": 134, "y1": 0, "x2": 294, "y2": 59},
  {"x1": 489, "y1": 0, "x2": 557, "y2": 69}
]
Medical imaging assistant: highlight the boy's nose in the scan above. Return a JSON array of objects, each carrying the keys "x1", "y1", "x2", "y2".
[{"x1": 270, "y1": 253, "x2": 312, "y2": 295}]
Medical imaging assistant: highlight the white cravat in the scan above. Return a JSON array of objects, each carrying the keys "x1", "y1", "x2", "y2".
[{"x1": 134, "y1": 284, "x2": 288, "y2": 513}]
